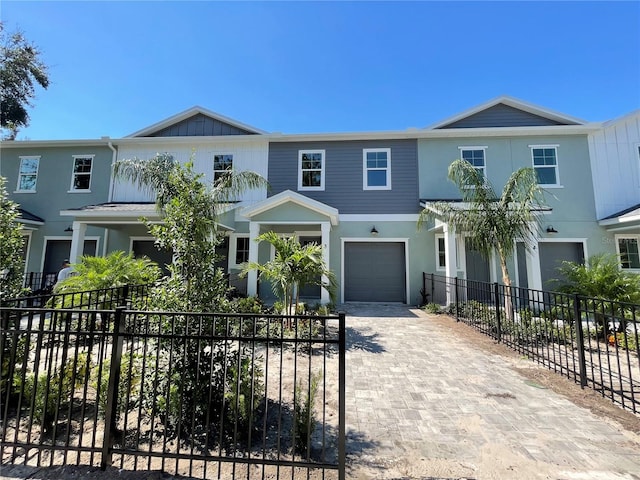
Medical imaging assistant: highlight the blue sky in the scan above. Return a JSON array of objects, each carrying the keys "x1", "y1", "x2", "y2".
[{"x1": 3, "y1": 1, "x2": 640, "y2": 140}]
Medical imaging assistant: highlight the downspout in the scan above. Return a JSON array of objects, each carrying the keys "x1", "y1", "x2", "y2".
[
  {"x1": 106, "y1": 140, "x2": 117, "y2": 202},
  {"x1": 104, "y1": 140, "x2": 117, "y2": 256}
]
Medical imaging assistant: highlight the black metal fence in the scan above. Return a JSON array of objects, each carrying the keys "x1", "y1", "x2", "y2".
[
  {"x1": 423, "y1": 272, "x2": 640, "y2": 415},
  {"x1": 22, "y1": 272, "x2": 58, "y2": 296},
  {"x1": 2, "y1": 284, "x2": 153, "y2": 309},
  {"x1": 1, "y1": 304, "x2": 346, "y2": 479}
]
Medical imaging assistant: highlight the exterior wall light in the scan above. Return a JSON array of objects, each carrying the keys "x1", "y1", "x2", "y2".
[
  {"x1": 546, "y1": 226, "x2": 558, "y2": 234},
  {"x1": 370, "y1": 226, "x2": 379, "y2": 236}
]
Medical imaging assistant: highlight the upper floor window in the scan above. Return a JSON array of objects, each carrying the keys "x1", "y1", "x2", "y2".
[
  {"x1": 71, "y1": 155, "x2": 93, "y2": 191},
  {"x1": 363, "y1": 148, "x2": 391, "y2": 190},
  {"x1": 298, "y1": 150, "x2": 325, "y2": 191},
  {"x1": 17, "y1": 156, "x2": 40, "y2": 192},
  {"x1": 214, "y1": 154, "x2": 233, "y2": 183},
  {"x1": 530, "y1": 145, "x2": 559, "y2": 186},
  {"x1": 459, "y1": 147, "x2": 487, "y2": 180},
  {"x1": 616, "y1": 236, "x2": 640, "y2": 270}
]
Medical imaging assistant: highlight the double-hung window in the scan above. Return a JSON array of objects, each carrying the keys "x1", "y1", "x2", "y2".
[
  {"x1": 531, "y1": 145, "x2": 560, "y2": 186},
  {"x1": 71, "y1": 155, "x2": 93, "y2": 191},
  {"x1": 214, "y1": 154, "x2": 233, "y2": 183},
  {"x1": 16, "y1": 156, "x2": 40, "y2": 192},
  {"x1": 363, "y1": 148, "x2": 391, "y2": 190},
  {"x1": 459, "y1": 147, "x2": 487, "y2": 182},
  {"x1": 616, "y1": 235, "x2": 640, "y2": 270},
  {"x1": 298, "y1": 150, "x2": 325, "y2": 191},
  {"x1": 229, "y1": 235, "x2": 250, "y2": 269},
  {"x1": 436, "y1": 235, "x2": 446, "y2": 271}
]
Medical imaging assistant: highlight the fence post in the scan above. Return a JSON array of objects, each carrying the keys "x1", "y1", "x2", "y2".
[
  {"x1": 101, "y1": 306, "x2": 126, "y2": 470},
  {"x1": 119, "y1": 285, "x2": 130, "y2": 308},
  {"x1": 573, "y1": 294, "x2": 588, "y2": 388},
  {"x1": 454, "y1": 277, "x2": 460, "y2": 322},
  {"x1": 430, "y1": 273, "x2": 435, "y2": 304},
  {"x1": 494, "y1": 282, "x2": 502, "y2": 343},
  {"x1": 338, "y1": 312, "x2": 346, "y2": 480}
]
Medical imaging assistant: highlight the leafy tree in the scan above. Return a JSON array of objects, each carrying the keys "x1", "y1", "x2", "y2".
[
  {"x1": 243, "y1": 231, "x2": 336, "y2": 314},
  {"x1": 0, "y1": 23, "x2": 49, "y2": 139},
  {"x1": 113, "y1": 153, "x2": 268, "y2": 439},
  {"x1": 0, "y1": 176, "x2": 26, "y2": 300},
  {"x1": 114, "y1": 153, "x2": 267, "y2": 311},
  {"x1": 553, "y1": 253, "x2": 640, "y2": 304},
  {"x1": 418, "y1": 159, "x2": 546, "y2": 289}
]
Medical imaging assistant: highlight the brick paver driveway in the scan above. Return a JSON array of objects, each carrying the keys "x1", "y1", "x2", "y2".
[{"x1": 342, "y1": 303, "x2": 640, "y2": 480}]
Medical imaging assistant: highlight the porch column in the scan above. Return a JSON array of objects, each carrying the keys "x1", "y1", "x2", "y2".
[
  {"x1": 69, "y1": 221, "x2": 87, "y2": 263},
  {"x1": 320, "y1": 222, "x2": 330, "y2": 304},
  {"x1": 444, "y1": 224, "x2": 457, "y2": 305},
  {"x1": 525, "y1": 227, "x2": 543, "y2": 292},
  {"x1": 246, "y1": 221, "x2": 260, "y2": 297}
]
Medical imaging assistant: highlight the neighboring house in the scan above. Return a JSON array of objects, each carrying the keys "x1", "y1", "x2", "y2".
[
  {"x1": 418, "y1": 97, "x2": 610, "y2": 292},
  {"x1": 0, "y1": 141, "x2": 115, "y2": 289},
  {"x1": 0, "y1": 97, "x2": 635, "y2": 304},
  {"x1": 588, "y1": 109, "x2": 640, "y2": 272}
]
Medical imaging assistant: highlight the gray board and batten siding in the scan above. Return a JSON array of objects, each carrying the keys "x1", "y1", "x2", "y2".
[
  {"x1": 437, "y1": 104, "x2": 577, "y2": 129},
  {"x1": 143, "y1": 113, "x2": 259, "y2": 137},
  {"x1": 268, "y1": 139, "x2": 419, "y2": 214}
]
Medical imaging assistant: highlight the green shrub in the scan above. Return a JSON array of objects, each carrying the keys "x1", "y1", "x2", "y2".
[
  {"x1": 225, "y1": 356, "x2": 264, "y2": 436},
  {"x1": 423, "y1": 303, "x2": 441, "y2": 314},
  {"x1": 15, "y1": 353, "x2": 88, "y2": 429},
  {"x1": 92, "y1": 353, "x2": 144, "y2": 417},
  {"x1": 293, "y1": 372, "x2": 320, "y2": 455}
]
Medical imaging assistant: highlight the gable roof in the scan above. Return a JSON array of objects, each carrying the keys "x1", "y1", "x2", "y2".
[
  {"x1": 241, "y1": 190, "x2": 339, "y2": 226},
  {"x1": 427, "y1": 96, "x2": 587, "y2": 130},
  {"x1": 127, "y1": 106, "x2": 267, "y2": 137}
]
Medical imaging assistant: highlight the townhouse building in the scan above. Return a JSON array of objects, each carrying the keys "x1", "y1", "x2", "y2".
[{"x1": 0, "y1": 97, "x2": 631, "y2": 304}]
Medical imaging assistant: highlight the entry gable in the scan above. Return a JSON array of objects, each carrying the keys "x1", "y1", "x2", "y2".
[
  {"x1": 428, "y1": 96, "x2": 586, "y2": 129},
  {"x1": 128, "y1": 106, "x2": 267, "y2": 138},
  {"x1": 241, "y1": 190, "x2": 339, "y2": 225}
]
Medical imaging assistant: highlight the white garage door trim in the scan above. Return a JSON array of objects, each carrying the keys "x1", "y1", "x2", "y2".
[{"x1": 340, "y1": 237, "x2": 410, "y2": 304}]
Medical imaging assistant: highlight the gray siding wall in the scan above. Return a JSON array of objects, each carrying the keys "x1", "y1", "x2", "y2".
[
  {"x1": 268, "y1": 139, "x2": 419, "y2": 214},
  {"x1": 0, "y1": 145, "x2": 113, "y2": 272},
  {"x1": 148, "y1": 114, "x2": 256, "y2": 137},
  {"x1": 439, "y1": 104, "x2": 567, "y2": 129}
]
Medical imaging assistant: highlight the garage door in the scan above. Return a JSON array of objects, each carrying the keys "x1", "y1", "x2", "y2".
[{"x1": 344, "y1": 242, "x2": 406, "y2": 302}]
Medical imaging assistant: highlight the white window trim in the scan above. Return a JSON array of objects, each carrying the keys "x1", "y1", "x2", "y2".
[
  {"x1": 15, "y1": 156, "x2": 40, "y2": 193},
  {"x1": 529, "y1": 144, "x2": 562, "y2": 188},
  {"x1": 229, "y1": 234, "x2": 250, "y2": 270},
  {"x1": 363, "y1": 148, "x2": 391, "y2": 191},
  {"x1": 213, "y1": 153, "x2": 234, "y2": 182},
  {"x1": 69, "y1": 155, "x2": 94, "y2": 193},
  {"x1": 458, "y1": 146, "x2": 487, "y2": 179},
  {"x1": 298, "y1": 150, "x2": 325, "y2": 191},
  {"x1": 615, "y1": 234, "x2": 640, "y2": 272},
  {"x1": 435, "y1": 234, "x2": 446, "y2": 271}
]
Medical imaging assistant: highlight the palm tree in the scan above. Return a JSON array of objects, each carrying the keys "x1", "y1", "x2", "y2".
[
  {"x1": 114, "y1": 153, "x2": 266, "y2": 220},
  {"x1": 113, "y1": 153, "x2": 268, "y2": 310},
  {"x1": 419, "y1": 159, "x2": 547, "y2": 289},
  {"x1": 242, "y1": 231, "x2": 336, "y2": 315}
]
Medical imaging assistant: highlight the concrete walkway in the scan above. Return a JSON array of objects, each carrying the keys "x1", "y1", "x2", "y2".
[{"x1": 341, "y1": 303, "x2": 640, "y2": 480}]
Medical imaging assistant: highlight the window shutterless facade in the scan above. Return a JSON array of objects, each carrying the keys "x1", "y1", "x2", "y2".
[
  {"x1": 70, "y1": 155, "x2": 94, "y2": 191},
  {"x1": 229, "y1": 235, "x2": 250, "y2": 269},
  {"x1": 213, "y1": 154, "x2": 233, "y2": 182},
  {"x1": 616, "y1": 235, "x2": 640, "y2": 270},
  {"x1": 363, "y1": 148, "x2": 391, "y2": 190},
  {"x1": 298, "y1": 150, "x2": 325, "y2": 191},
  {"x1": 16, "y1": 156, "x2": 40, "y2": 192},
  {"x1": 459, "y1": 147, "x2": 487, "y2": 179},
  {"x1": 436, "y1": 235, "x2": 446, "y2": 270},
  {"x1": 530, "y1": 145, "x2": 559, "y2": 186}
]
